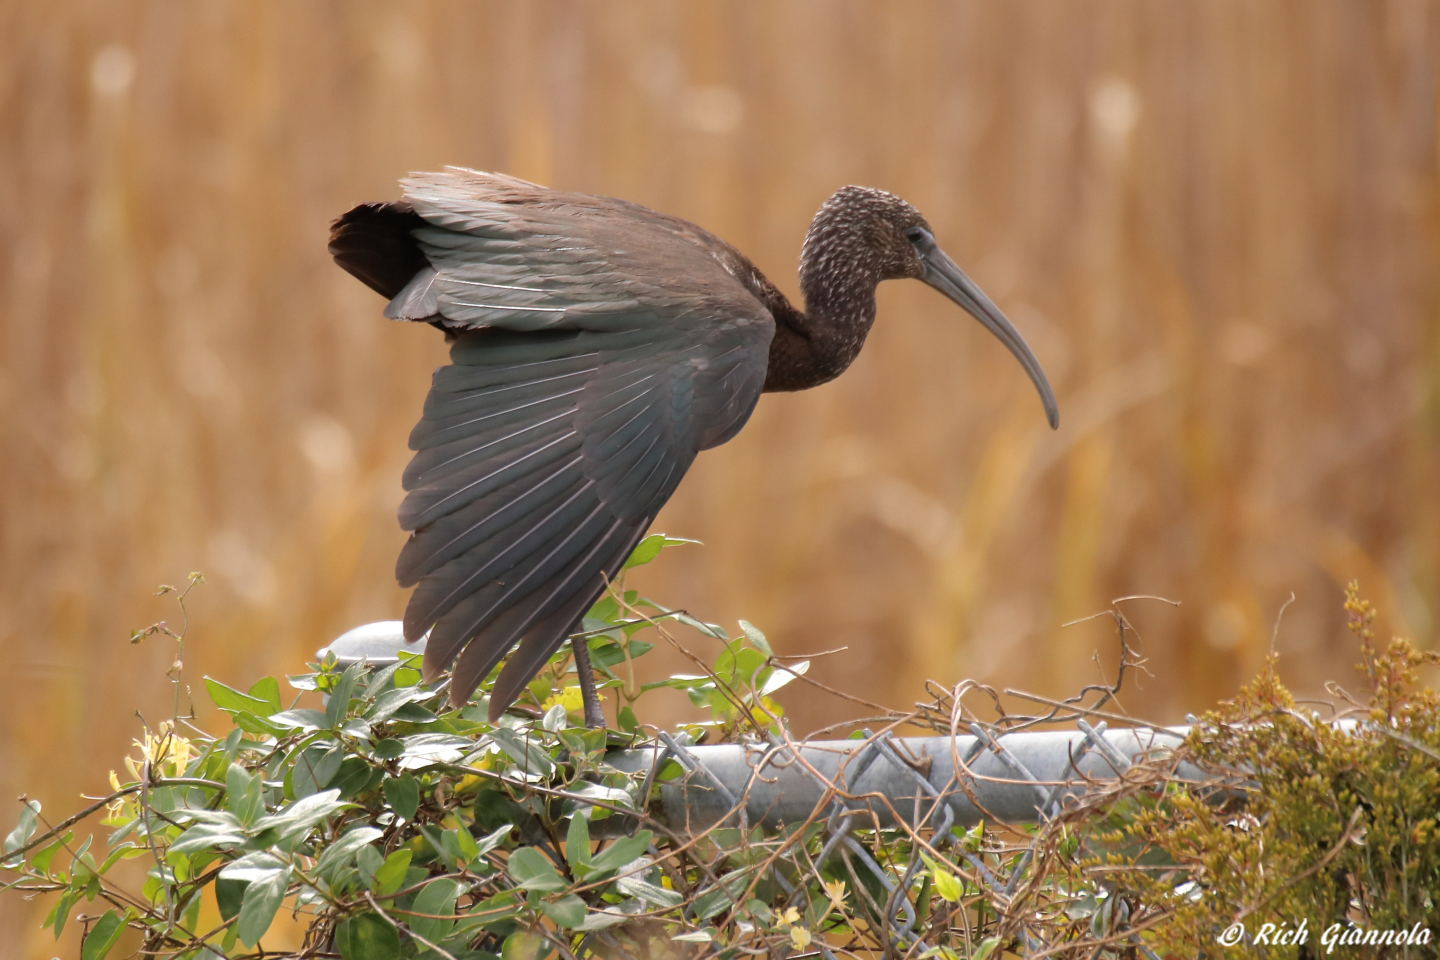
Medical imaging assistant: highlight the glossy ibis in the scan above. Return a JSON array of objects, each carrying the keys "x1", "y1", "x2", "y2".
[{"x1": 330, "y1": 169, "x2": 1058, "y2": 727}]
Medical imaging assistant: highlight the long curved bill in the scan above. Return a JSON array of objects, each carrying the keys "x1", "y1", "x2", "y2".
[{"x1": 917, "y1": 239, "x2": 1060, "y2": 429}]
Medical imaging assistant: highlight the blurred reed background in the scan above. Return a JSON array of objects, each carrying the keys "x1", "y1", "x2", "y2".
[{"x1": 1, "y1": 1, "x2": 1437, "y2": 951}]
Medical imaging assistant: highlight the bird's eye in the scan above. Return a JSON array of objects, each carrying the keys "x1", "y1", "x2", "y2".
[{"x1": 905, "y1": 227, "x2": 928, "y2": 244}]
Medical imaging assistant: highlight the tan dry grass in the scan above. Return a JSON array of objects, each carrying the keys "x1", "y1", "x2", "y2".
[{"x1": 1, "y1": 2, "x2": 1437, "y2": 952}]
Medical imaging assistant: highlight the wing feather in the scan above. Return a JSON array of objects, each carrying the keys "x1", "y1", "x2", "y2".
[
  {"x1": 419, "y1": 502, "x2": 616, "y2": 671},
  {"x1": 480, "y1": 521, "x2": 646, "y2": 717},
  {"x1": 452, "y1": 520, "x2": 645, "y2": 714},
  {"x1": 396, "y1": 458, "x2": 587, "y2": 585},
  {"x1": 405, "y1": 401, "x2": 579, "y2": 481},
  {"x1": 407, "y1": 483, "x2": 608, "y2": 646},
  {"x1": 399, "y1": 430, "x2": 582, "y2": 532}
]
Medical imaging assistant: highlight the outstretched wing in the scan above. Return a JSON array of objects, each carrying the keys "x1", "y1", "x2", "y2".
[{"x1": 333, "y1": 169, "x2": 773, "y2": 717}]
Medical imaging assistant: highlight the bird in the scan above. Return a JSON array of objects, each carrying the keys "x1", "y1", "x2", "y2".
[{"x1": 329, "y1": 168, "x2": 1058, "y2": 728}]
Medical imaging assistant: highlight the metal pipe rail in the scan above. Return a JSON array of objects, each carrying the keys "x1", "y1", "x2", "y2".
[{"x1": 607, "y1": 724, "x2": 1201, "y2": 832}]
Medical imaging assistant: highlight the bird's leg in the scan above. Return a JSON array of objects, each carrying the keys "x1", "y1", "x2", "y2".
[{"x1": 570, "y1": 636, "x2": 607, "y2": 730}]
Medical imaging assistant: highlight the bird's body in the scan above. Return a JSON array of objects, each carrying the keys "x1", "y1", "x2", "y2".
[{"x1": 331, "y1": 168, "x2": 1057, "y2": 723}]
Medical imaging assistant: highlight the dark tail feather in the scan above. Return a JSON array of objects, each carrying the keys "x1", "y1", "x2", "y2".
[{"x1": 328, "y1": 201, "x2": 430, "y2": 299}]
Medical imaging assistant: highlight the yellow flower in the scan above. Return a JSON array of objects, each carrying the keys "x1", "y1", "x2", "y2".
[
  {"x1": 541, "y1": 686, "x2": 597, "y2": 716},
  {"x1": 106, "y1": 722, "x2": 191, "y2": 824},
  {"x1": 746, "y1": 696, "x2": 784, "y2": 728},
  {"x1": 779, "y1": 907, "x2": 801, "y2": 926},
  {"x1": 103, "y1": 770, "x2": 134, "y2": 825},
  {"x1": 122, "y1": 721, "x2": 193, "y2": 781},
  {"x1": 823, "y1": 879, "x2": 847, "y2": 912},
  {"x1": 790, "y1": 926, "x2": 812, "y2": 950}
]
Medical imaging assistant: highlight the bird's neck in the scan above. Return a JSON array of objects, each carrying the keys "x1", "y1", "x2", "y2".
[{"x1": 761, "y1": 216, "x2": 883, "y2": 393}]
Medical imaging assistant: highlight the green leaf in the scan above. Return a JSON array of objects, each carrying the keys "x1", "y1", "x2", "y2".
[
  {"x1": 205, "y1": 677, "x2": 276, "y2": 715},
  {"x1": 541, "y1": 703, "x2": 567, "y2": 732},
  {"x1": 417, "y1": 824, "x2": 457, "y2": 868},
  {"x1": 501, "y1": 930, "x2": 549, "y2": 960},
  {"x1": 225, "y1": 763, "x2": 264, "y2": 827},
  {"x1": 672, "y1": 611, "x2": 728, "y2": 640},
  {"x1": 617, "y1": 873, "x2": 682, "y2": 908},
  {"x1": 398, "y1": 732, "x2": 471, "y2": 765},
  {"x1": 932, "y1": 866, "x2": 961, "y2": 903},
  {"x1": 169, "y1": 821, "x2": 247, "y2": 853},
  {"x1": 584, "y1": 638, "x2": 627, "y2": 670},
  {"x1": 326, "y1": 662, "x2": 365, "y2": 728},
  {"x1": 382, "y1": 775, "x2": 419, "y2": 823},
  {"x1": 236, "y1": 866, "x2": 290, "y2": 947},
  {"x1": 617, "y1": 706, "x2": 638, "y2": 733},
  {"x1": 565, "y1": 816, "x2": 592, "y2": 879},
  {"x1": 714, "y1": 644, "x2": 767, "y2": 690},
  {"x1": 456, "y1": 889, "x2": 522, "y2": 935},
  {"x1": 290, "y1": 743, "x2": 344, "y2": 799},
  {"x1": 622, "y1": 534, "x2": 666, "y2": 569},
  {"x1": 331, "y1": 757, "x2": 380, "y2": 799},
  {"x1": 247, "y1": 677, "x2": 283, "y2": 715},
  {"x1": 737, "y1": 620, "x2": 772, "y2": 657},
  {"x1": 268, "y1": 708, "x2": 330, "y2": 732},
  {"x1": 560, "y1": 782, "x2": 632, "y2": 823},
  {"x1": 620, "y1": 639, "x2": 654, "y2": 659},
  {"x1": 761, "y1": 659, "x2": 807, "y2": 695},
  {"x1": 623, "y1": 534, "x2": 698, "y2": 569},
  {"x1": 335, "y1": 912, "x2": 401, "y2": 960},
  {"x1": 315, "y1": 826, "x2": 384, "y2": 881},
  {"x1": 453, "y1": 824, "x2": 480, "y2": 864},
  {"x1": 286, "y1": 671, "x2": 319, "y2": 691},
  {"x1": 586, "y1": 596, "x2": 618, "y2": 625},
  {"x1": 219, "y1": 851, "x2": 288, "y2": 884},
  {"x1": 365, "y1": 686, "x2": 427, "y2": 724},
  {"x1": 341, "y1": 719, "x2": 376, "y2": 741},
  {"x1": 971, "y1": 937, "x2": 1001, "y2": 960},
  {"x1": 32, "y1": 836, "x2": 71, "y2": 874},
  {"x1": 361, "y1": 658, "x2": 404, "y2": 698},
  {"x1": 371, "y1": 848, "x2": 413, "y2": 895},
  {"x1": 232, "y1": 711, "x2": 293, "y2": 738},
  {"x1": 489, "y1": 729, "x2": 555, "y2": 777},
  {"x1": 215, "y1": 878, "x2": 245, "y2": 922},
  {"x1": 587, "y1": 830, "x2": 652, "y2": 875},
  {"x1": 355, "y1": 844, "x2": 383, "y2": 886},
  {"x1": 542, "y1": 893, "x2": 586, "y2": 929},
  {"x1": 391, "y1": 700, "x2": 440, "y2": 724},
  {"x1": 3, "y1": 799, "x2": 39, "y2": 858},
  {"x1": 253, "y1": 789, "x2": 352, "y2": 840},
  {"x1": 45, "y1": 890, "x2": 75, "y2": 938},
  {"x1": 79, "y1": 909, "x2": 127, "y2": 960},
  {"x1": 410, "y1": 877, "x2": 461, "y2": 944},
  {"x1": 506, "y1": 847, "x2": 565, "y2": 892},
  {"x1": 574, "y1": 908, "x2": 629, "y2": 931},
  {"x1": 473, "y1": 822, "x2": 514, "y2": 859},
  {"x1": 691, "y1": 867, "x2": 751, "y2": 920}
]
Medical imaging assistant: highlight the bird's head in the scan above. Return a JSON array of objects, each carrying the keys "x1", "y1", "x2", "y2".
[
  {"x1": 806, "y1": 185, "x2": 932, "y2": 281},
  {"x1": 805, "y1": 185, "x2": 1060, "y2": 429}
]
